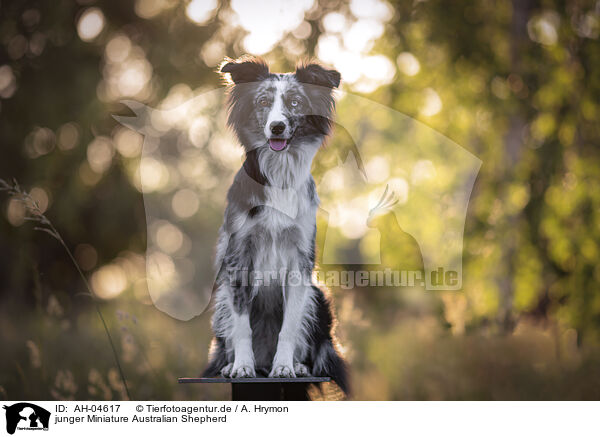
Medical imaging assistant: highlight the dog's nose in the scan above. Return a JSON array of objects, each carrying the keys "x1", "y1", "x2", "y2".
[{"x1": 270, "y1": 121, "x2": 285, "y2": 136}]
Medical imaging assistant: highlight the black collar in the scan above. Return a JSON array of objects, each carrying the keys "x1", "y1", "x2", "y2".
[{"x1": 242, "y1": 148, "x2": 269, "y2": 186}]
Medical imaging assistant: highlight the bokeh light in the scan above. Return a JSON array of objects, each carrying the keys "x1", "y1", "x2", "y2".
[
  {"x1": 57, "y1": 123, "x2": 80, "y2": 151},
  {"x1": 171, "y1": 189, "x2": 200, "y2": 218},
  {"x1": 138, "y1": 157, "x2": 169, "y2": 192},
  {"x1": 186, "y1": 0, "x2": 218, "y2": 25},
  {"x1": 87, "y1": 137, "x2": 114, "y2": 174},
  {"x1": 420, "y1": 88, "x2": 443, "y2": 116},
  {"x1": 396, "y1": 52, "x2": 420, "y2": 76},
  {"x1": 231, "y1": 0, "x2": 314, "y2": 54},
  {"x1": 154, "y1": 221, "x2": 184, "y2": 254},
  {"x1": 74, "y1": 244, "x2": 99, "y2": 271},
  {"x1": 77, "y1": 8, "x2": 105, "y2": 42},
  {"x1": 0, "y1": 65, "x2": 17, "y2": 98},
  {"x1": 114, "y1": 128, "x2": 143, "y2": 158},
  {"x1": 91, "y1": 264, "x2": 128, "y2": 299}
]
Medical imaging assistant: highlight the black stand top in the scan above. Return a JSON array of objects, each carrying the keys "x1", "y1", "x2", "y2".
[
  {"x1": 178, "y1": 377, "x2": 331, "y2": 401},
  {"x1": 178, "y1": 377, "x2": 330, "y2": 384}
]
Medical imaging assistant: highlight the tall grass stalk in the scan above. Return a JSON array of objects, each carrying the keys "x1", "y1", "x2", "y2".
[{"x1": 0, "y1": 178, "x2": 132, "y2": 400}]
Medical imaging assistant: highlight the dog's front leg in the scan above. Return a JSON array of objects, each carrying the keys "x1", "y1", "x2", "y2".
[
  {"x1": 224, "y1": 232, "x2": 257, "y2": 378},
  {"x1": 270, "y1": 268, "x2": 310, "y2": 378},
  {"x1": 229, "y1": 307, "x2": 256, "y2": 378}
]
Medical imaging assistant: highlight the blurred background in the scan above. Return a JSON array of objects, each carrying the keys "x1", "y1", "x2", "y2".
[{"x1": 2, "y1": 0, "x2": 600, "y2": 400}]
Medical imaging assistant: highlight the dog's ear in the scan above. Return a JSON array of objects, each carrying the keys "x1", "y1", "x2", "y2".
[
  {"x1": 220, "y1": 58, "x2": 270, "y2": 84},
  {"x1": 295, "y1": 63, "x2": 341, "y2": 88}
]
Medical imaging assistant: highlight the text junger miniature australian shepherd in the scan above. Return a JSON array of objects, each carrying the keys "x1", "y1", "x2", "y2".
[{"x1": 203, "y1": 57, "x2": 349, "y2": 396}]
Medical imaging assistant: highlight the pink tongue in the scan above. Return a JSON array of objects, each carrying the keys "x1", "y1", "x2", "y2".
[{"x1": 269, "y1": 139, "x2": 287, "y2": 151}]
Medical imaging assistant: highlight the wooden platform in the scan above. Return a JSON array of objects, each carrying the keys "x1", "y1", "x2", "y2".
[{"x1": 178, "y1": 377, "x2": 331, "y2": 401}]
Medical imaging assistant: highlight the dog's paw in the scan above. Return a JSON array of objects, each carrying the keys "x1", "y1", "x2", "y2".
[
  {"x1": 294, "y1": 363, "x2": 310, "y2": 377},
  {"x1": 230, "y1": 363, "x2": 256, "y2": 378},
  {"x1": 220, "y1": 363, "x2": 233, "y2": 377},
  {"x1": 270, "y1": 364, "x2": 295, "y2": 378}
]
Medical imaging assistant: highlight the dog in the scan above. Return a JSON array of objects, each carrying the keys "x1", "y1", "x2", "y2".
[{"x1": 202, "y1": 57, "x2": 349, "y2": 396}]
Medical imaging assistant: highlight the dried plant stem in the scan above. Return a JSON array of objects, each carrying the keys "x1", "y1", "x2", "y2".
[
  {"x1": 54, "y1": 225, "x2": 132, "y2": 400},
  {"x1": 1, "y1": 179, "x2": 131, "y2": 400}
]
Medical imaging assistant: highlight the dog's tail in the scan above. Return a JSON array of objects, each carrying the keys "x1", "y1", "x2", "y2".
[
  {"x1": 309, "y1": 285, "x2": 350, "y2": 396},
  {"x1": 312, "y1": 340, "x2": 350, "y2": 396},
  {"x1": 202, "y1": 337, "x2": 228, "y2": 377}
]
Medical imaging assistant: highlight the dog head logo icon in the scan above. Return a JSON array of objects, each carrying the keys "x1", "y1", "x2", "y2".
[{"x1": 3, "y1": 403, "x2": 50, "y2": 434}]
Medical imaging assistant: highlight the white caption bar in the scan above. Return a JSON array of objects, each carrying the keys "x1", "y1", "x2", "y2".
[{"x1": 1, "y1": 401, "x2": 598, "y2": 436}]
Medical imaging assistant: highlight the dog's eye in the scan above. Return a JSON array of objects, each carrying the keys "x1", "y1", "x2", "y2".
[
  {"x1": 259, "y1": 98, "x2": 269, "y2": 107},
  {"x1": 290, "y1": 99, "x2": 299, "y2": 107}
]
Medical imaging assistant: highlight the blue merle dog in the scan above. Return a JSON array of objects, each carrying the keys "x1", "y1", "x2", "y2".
[{"x1": 202, "y1": 57, "x2": 349, "y2": 395}]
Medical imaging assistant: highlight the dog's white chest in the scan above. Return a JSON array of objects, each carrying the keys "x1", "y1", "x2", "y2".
[
  {"x1": 262, "y1": 186, "x2": 299, "y2": 229},
  {"x1": 251, "y1": 186, "x2": 313, "y2": 275}
]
